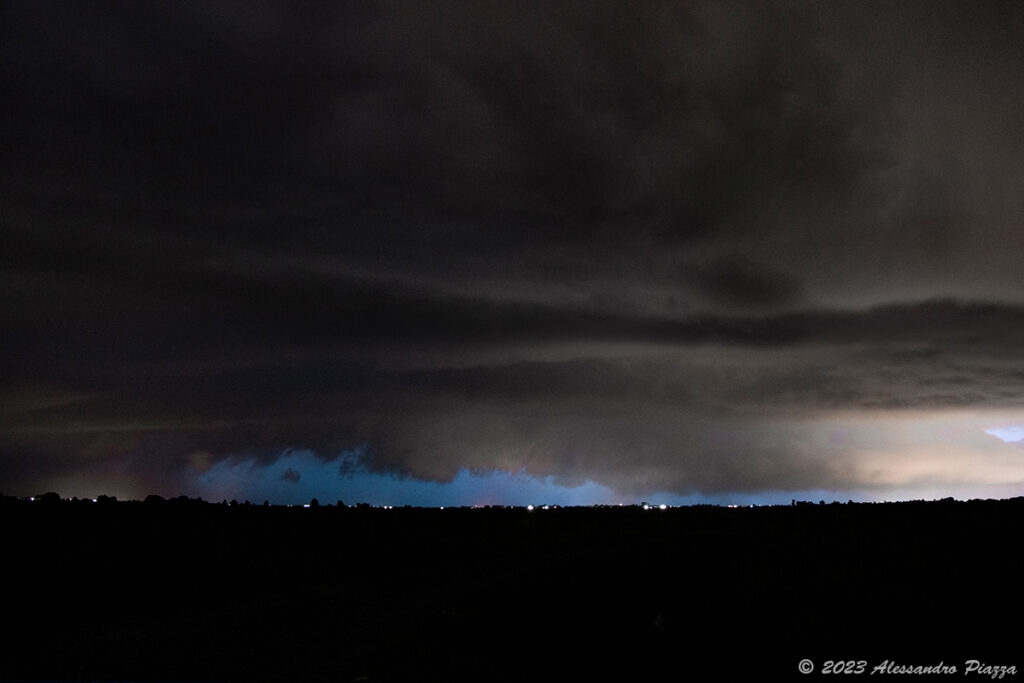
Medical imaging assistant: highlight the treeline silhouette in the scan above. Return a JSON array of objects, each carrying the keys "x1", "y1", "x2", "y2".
[
  {"x1": 3, "y1": 494, "x2": 1023, "y2": 682},
  {"x1": 1, "y1": 490, "x2": 993, "y2": 509}
]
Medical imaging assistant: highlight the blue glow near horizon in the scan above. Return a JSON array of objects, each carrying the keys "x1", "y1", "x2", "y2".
[
  {"x1": 196, "y1": 450, "x2": 629, "y2": 507},
  {"x1": 193, "y1": 449, "x2": 1008, "y2": 507}
]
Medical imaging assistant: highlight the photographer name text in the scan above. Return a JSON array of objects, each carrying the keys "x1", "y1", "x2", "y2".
[{"x1": 797, "y1": 659, "x2": 1016, "y2": 678}]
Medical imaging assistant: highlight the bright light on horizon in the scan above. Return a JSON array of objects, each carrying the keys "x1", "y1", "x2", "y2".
[{"x1": 985, "y1": 425, "x2": 1024, "y2": 444}]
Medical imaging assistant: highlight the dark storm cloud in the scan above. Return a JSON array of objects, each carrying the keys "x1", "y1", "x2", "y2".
[
  {"x1": 5, "y1": 300, "x2": 1024, "y2": 496},
  {"x1": 1, "y1": 0, "x2": 891, "y2": 282},
  {"x1": 3, "y1": 1, "x2": 1024, "y2": 498},
  {"x1": 688, "y1": 256, "x2": 804, "y2": 309}
]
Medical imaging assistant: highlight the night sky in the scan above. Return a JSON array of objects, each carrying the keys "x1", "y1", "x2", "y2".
[{"x1": 4, "y1": 1, "x2": 1024, "y2": 505}]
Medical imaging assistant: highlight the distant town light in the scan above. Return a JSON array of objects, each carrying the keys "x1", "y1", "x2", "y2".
[
  {"x1": 303, "y1": 504, "x2": 310, "y2": 508},
  {"x1": 643, "y1": 504, "x2": 650, "y2": 510},
  {"x1": 659, "y1": 504, "x2": 667, "y2": 510},
  {"x1": 527, "y1": 505, "x2": 534, "y2": 511}
]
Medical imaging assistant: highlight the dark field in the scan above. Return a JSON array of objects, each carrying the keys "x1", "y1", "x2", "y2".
[{"x1": 4, "y1": 498, "x2": 1023, "y2": 682}]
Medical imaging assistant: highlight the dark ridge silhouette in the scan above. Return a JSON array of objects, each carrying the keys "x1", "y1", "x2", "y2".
[
  {"x1": 2, "y1": 494, "x2": 1023, "y2": 682},
  {"x1": 33, "y1": 491, "x2": 61, "y2": 505}
]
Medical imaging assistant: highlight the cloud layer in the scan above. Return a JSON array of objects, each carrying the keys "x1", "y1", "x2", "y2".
[{"x1": 3, "y1": 1, "x2": 1024, "y2": 499}]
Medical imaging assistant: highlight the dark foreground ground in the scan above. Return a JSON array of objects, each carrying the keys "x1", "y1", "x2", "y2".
[{"x1": 3, "y1": 497, "x2": 1023, "y2": 682}]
